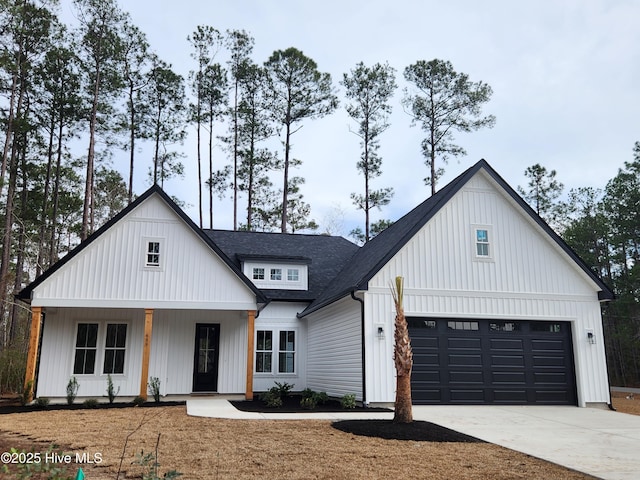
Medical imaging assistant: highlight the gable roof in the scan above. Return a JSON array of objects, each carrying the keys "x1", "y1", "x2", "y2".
[
  {"x1": 299, "y1": 159, "x2": 614, "y2": 317},
  {"x1": 206, "y1": 230, "x2": 360, "y2": 302},
  {"x1": 17, "y1": 184, "x2": 267, "y2": 305}
]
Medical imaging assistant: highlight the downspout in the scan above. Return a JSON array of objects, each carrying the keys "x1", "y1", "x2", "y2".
[{"x1": 350, "y1": 290, "x2": 366, "y2": 406}]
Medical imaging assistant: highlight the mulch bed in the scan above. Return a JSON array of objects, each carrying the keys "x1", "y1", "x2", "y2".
[
  {"x1": 232, "y1": 395, "x2": 482, "y2": 442},
  {"x1": 230, "y1": 394, "x2": 389, "y2": 413},
  {"x1": 0, "y1": 397, "x2": 185, "y2": 415},
  {"x1": 333, "y1": 420, "x2": 485, "y2": 442}
]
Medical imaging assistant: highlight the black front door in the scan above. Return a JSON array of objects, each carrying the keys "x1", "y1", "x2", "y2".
[{"x1": 193, "y1": 324, "x2": 220, "y2": 392}]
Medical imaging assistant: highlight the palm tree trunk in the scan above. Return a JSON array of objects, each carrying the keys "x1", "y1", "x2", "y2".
[{"x1": 391, "y1": 276, "x2": 413, "y2": 423}]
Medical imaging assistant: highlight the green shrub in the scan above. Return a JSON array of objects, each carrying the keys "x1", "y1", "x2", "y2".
[
  {"x1": 300, "y1": 396, "x2": 317, "y2": 410},
  {"x1": 66, "y1": 377, "x2": 79, "y2": 405},
  {"x1": 83, "y1": 398, "x2": 99, "y2": 409},
  {"x1": 314, "y1": 391, "x2": 329, "y2": 405},
  {"x1": 340, "y1": 394, "x2": 357, "y2": 409},
  {"x1": 34, "y1": 397, "x2": 50, "y2": 408},
  {"x1": 259, "y1": 390, "x2": 283, "y2": 408},
  {"x1": 148, "y1": 376, "x2": 161, "y2": 403},
  {"x1": 132, "y1": 396, "x2": 146, "y2": 406},
  {"x1": 273, "y1": 381, "x2": 294, "y2": 397}
]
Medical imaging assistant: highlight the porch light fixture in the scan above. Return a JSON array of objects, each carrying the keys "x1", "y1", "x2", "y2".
[
  {"x1": 377, "y1": 326, "x2": 385, "y2": 339},
  {"x1": 587, "y1": 329, "x2": 595, "y2": 344}
]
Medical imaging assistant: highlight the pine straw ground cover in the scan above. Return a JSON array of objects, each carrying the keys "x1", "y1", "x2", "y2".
[{"x1": 0, "y1": 393, "x2": 636, "y2": 480}]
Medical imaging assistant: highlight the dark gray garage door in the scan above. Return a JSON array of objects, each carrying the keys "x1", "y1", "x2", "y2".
[{"x1": 408, "y1": 318, "x2": 577, "y2": 405}]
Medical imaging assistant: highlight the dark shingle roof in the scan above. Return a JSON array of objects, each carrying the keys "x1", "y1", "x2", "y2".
[{"x1": 205, "y1": 230, "x2": 360, "y2": 301}]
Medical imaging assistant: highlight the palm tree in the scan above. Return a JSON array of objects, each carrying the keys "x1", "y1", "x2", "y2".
[{"x1": 390, "y1": 276, "x2": 413, "y2": 423}]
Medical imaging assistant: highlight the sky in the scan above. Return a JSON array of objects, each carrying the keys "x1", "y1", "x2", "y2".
[{"x1": 59, "y1": 0, "x2": 640, "y2": 236}]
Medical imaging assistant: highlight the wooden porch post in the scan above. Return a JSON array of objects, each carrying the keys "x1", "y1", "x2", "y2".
[
  {"x1": 246, "y1": 310, "x2": 256, "y2": 400},
  {"x1": 24, "y1": 306, "x2": 43, "y2": 403},
  {"x1": 140, "y1": 309, "x2": 154, "y2": 400}
]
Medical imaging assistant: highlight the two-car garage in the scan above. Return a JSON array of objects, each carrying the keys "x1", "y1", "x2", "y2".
[{"x1": 409, "y1": 318, "x2": 577, "y2": 405}]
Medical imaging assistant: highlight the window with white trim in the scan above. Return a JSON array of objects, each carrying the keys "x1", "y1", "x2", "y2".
[
  {"x1": 146, "y1": 241, "x2": 161, "y2": 267},
  {"x1": 476, "y1": 229, "x2": 489, "y2": 257},
  {"x1": 256, "y1": 330, "x2": 273, "y2": 373},
  {"x1": 73, "y1": 323, "x2": 98, "y2": 375},
  {"x1": 287, "y1": 268, "x2": 299, "y2": 281},
  {"x1": 278, "y1": 330, "x2": 295, "y2": 373},
  {"x1": 103, "y1": 323, "x2": 127, "y2": 374},
  {"x1": 252, "y1": 268, "x2": 265, "y2": 280},
  {"x1": 255, "y1": 329, "x2": 296, "y2": 374},
  {"x1": 270, "y1": 268, "x2": 282, "y2": 281}
]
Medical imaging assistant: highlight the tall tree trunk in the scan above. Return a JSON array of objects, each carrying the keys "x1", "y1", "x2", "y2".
[
  {"x1": 37, "y1": 103, "x2": 56, "y2": 277},
  {"x1": 49, "y1": 101, "x2": 64, "y2": 267},
  {"x1": 1, "y1": 72, "x2": 19, "y2": 194},
  {"x1": 82, "y1": 60, "x2": 101, "y2": 241},
  {"x1": 208, "y1": 108, "x2": 213, "y2": 229},
  {"x1": 196, "y1": 95, "x2": 203, "y2": 228},
  {"x1": 127, "y1": 82, "x2": 135, "y2": 202},
  {"x1": 280, "y1": 121, "x2": 291, "y2": 233}
]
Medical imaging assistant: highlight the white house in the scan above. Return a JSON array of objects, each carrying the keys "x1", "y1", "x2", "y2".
[{"x1": 18, "y1": 160, "x2": 614, "y2": 407}]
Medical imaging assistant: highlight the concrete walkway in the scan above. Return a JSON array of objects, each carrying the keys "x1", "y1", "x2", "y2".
[{"x1": 187, "y1": 399, "x2": 640, "y2": 480}]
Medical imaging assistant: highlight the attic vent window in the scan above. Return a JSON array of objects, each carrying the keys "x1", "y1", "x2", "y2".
[{"x1": 146, "y1": 241, "x2": 161, "y2": 267}]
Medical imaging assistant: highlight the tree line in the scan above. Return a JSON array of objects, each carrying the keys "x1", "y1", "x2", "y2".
[{"x1": 518, "y1": 148, "x2": 640, "y2": 386}]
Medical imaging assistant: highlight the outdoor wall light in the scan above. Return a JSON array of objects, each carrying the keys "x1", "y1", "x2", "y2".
[
  {"x1": 377, "y1": 326, "x2": 385, "y2": 339},
  {"x1": 587, "y1": 329, "x2": 595, "y2": 344}
]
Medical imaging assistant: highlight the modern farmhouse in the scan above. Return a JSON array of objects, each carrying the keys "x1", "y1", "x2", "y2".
[{"x1": 18, "y1": 160, "x2": 614, "y2": 407}]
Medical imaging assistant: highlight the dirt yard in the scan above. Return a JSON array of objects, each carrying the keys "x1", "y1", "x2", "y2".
[{"x1": 0, "y1": 394, "x2": 636, "y2": 480}]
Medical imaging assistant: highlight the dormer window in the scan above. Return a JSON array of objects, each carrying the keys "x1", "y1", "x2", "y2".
[
  {"x1": 252, "y1": 268, "x2": 265, "y2": 280},
  {"x1": 242, "y1": 259, "x2": 309, "y2": 290},
  {"x1": 270, "y1": 268, "x2": 282, "y2": 281}
]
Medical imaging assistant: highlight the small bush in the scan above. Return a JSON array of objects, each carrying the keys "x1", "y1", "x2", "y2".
[
  {"x1": 314, "y1": 391, "x2": 329, "y2": 405},
  {"x1": 83, "y1": 398, "x2": 99, "y2": 409},
  {"x1": 273, "y1": 381, "x2": 294, "y2": 397},
  {"x1": 106, "y1": 374, "x2": 120, "y2": 404},
  {"x1": 340, "y1": 394, "x2": 357, "y2": 409},
  {"x1": 132, "y1": 396, "x2": 146, "y2": 406},
  {"x1": 259, "y1": 390, "x2": 283, "y2": 408},
  {"x1": 300, "y1": 396, "x2": 317, "y2": 410},
  {"x1": 34, "y1": 397, "x2": 50, "y2": 408},
  {"x1": 148, "y1": 376, "x2": 161, "y2": 403},
  {"x1": 66, "y1": 377, "x2": 79, "y2": 405}
]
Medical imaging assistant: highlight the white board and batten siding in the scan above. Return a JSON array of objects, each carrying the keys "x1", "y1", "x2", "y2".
[
  {"x1": 305, "y1": 296, "x2": 363, "y2": 400},
  {"x1": 364, "y1": 170, "x2": 610, "y2": 406},
  {"x1": 30, "y1": 193, "x2": 256, "y2": 310},
  {"x1": 252, "y1": 302, "x2": 308, "y2": 392},
  {"x1": 36, "y1": 308, "x2": 249, "y2": 398}
]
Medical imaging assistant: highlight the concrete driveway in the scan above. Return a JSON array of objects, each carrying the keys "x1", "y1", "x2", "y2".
[
  {"x1": 412, "y1": 405, "x2": 640, "y2": 480},
  {"x1": 187, "y1": 399, "x2": 640, "y2": 480}
]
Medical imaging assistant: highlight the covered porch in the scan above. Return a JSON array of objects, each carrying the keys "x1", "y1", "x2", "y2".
[{"x1": 24, "y1": 306, "x2": 257, "y2": 402}]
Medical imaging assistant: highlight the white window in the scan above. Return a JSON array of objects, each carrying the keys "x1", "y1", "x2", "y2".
[
  {"x1": 73, "y1": 323, "x2": 98, "y2": 375},
  {"x1": 270, "y1": 268, "x2": 282, "y2": 281},
  {"x1": 473, "y1": 226, "x2": 493, "y2": 259},
  {"x1": 256, "y1": 330, "x2": 273, "y2": 373},
  {"x1": 103, "y1": 323, "x2": 127, "y2": 374},
  {"x1": 146, "y1": 241, "x2": 161, "y2": 267},
  {"x1": 287, "y1": 268, "x2": 299, "y2": 281},
  {"x1": 252, "y1": 268, "x2": 265, "y2": 280},
  {"x1": 73, "y1": 322, "x2": 128, "y2": 376},
  {"x1": 255, "y1": 329, "x2": 296, "y2": 374},
  {"x1": 476, "y1": 229, "x2": 489, "y2": 256},
  {"x1": 278, "y1": 330, "x2": 295, "y2": 373}
]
